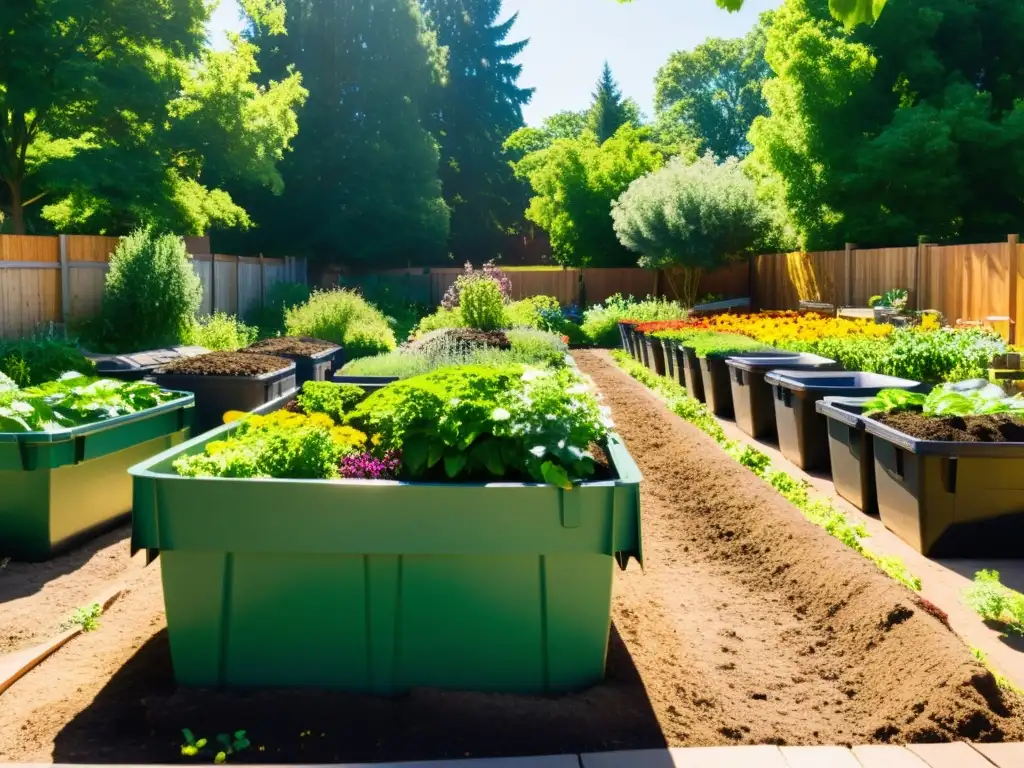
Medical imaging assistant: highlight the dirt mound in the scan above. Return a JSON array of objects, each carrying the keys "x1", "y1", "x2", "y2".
[
  {"x1": 156, "y1": 351, "x2": 292, "y2": 377},
  {"x1": 244, "y1": 337, "x2": 338, "y2": 357},
  {"x1": 877, "y1": 411, "x2": 1024, "y2": 443},
  {"x1": 575, "y1": 350, "x2": 1024, "y2": 744}
]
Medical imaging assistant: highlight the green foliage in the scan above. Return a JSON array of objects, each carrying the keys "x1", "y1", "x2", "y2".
[
  {"x1": 748, "y1": 0, "x2": 1024, "y2": 249},
  {"x1": 0, "y1": 373, "x2": 16, "y2": 393},
  {"x1": 285, "y1": 290, "x2": 398, "y2": 360},
  {"x1": 687, "y1": 333, "x2": 772, "y2": 358},
  {"x1": 414, "y1": 307, "x2": 467, "y2": 336},
  {"x1": 588, "y1": 62, "x2": 633, "y2": 144},
  {"x1": 188, "y1": 313, "x2": 259, "y2": 352},
  {"x1": 964, "y1": 570, "x2": 1024, "y2": 635},
  {"x1": 618, "y1": 0, "x2": 886, "y2": 27},
  {"x1": 610, "y1": 349, "x2": 921, "y2": 592},
  {"x1": 223, "y1": 0, "x2": 449, "y2": 267},
  {"x1": 865, "y1": 381, "x2": 1024, "y2": 418},
  {"x1": 0, "y1": 375, "x2": 183, "y2": 433},
  {"x1": 459, "y1": 278, "x2": 507, "y2": 331},
  {"x1": 870, "y1": 289, "x2": 908, "y2": 311},
  {"x1": 654, "y1": 21, "x2": 770, "y2": 159},
  {"x1": 580, "y1": 294, "x2": 689, "y2": 346},
  {"x1": 297, "y1": 382, "x2": 368, "y2": 422},
  {"x1": 612, "y1": 154, "x2": 773, "y2": 273},
  {"x1": 245, "y1": 282, "x2": 311, "y2": 337},
  {"x1": 511, "y1": 125, "x2": 665, "y2": 267},
  {"x1": 181, "y1": 728, "x2": 250, "y2": 764},
  {"x1": 0, "y1": 339, "x2": 95, "y2": 387},
  {"x1": 98, "y1": 229, "x2": 202, "y2": 352},
  {"x1": 346, "y1": 365, "x2": 610, "y2": 488},
  {"x1": 61, "y1": 603, "x2": 102, "y2": 633},
  {"x1": 970, "y1": 647, "x2": 1024, "y2": 697}
]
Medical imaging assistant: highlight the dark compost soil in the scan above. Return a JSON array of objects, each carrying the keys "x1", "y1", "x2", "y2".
[
  {"x1": 243, "y1": 337, "x2": 338, "y2": 358},
  {"x1": 1, "y1": 349, "x2": 1022, "y2": 764},
  {"x1": 876, "y1": 411, "x2": 1024, "y2": 443},
  {"x1": 410, "y1": 328, "x2": 511, "y2": 354},
  {"x1": 155, "y1": 351, "x2": 292, "y2": 377}
]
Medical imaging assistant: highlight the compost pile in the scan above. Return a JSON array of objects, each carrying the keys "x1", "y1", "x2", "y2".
[
  {"x1": 409, "y1": 328, "x2": 511, "y2": 355},
  {"x1": 156, "y1": 352, "x2": 291, "y2": 377},
  {"x1": 877, "y1": 412, "x2": 1024, "y2": 442},
  {"x1": 244, "y1": 336, "x2": 337, "y2": 357}
]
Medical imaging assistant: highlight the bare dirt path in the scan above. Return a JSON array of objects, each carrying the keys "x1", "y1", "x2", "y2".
[
  {"x1": 0, "y1": 525, "x2": 143, "y2": 655},
  {"x1": 0, "y1": 351, "x2": 1021, "y2": 763}
]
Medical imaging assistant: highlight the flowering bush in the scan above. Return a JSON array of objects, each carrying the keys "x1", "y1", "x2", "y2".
[
  {"x1": 441, "y1": 261, "x2": 512, "y2": 311},
  {"x1": 340, "y1": 450, "x2": 402, "y2": 480},
  {"x1": 581, "y1": 294, "x2": 688, "y2": 347}
]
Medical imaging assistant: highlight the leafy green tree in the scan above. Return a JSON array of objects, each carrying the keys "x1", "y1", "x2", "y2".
[
  {"x1": 422, "y1": 0, "x2": 534, "y2": 261},
  {"x1": 0, "y1": 0, "x2": 305, "y2": 235},
  {"x1": 588, "y1": 62, "x2": 632, "y2": 143},
  {"x1": 748, "y1": 0, "x2": 1024, "y2": 249},
  {"x1": 654, "y1": 19, "x2": 770, "y2": 159},
  {"x1": 512, "y1": 125, "x2": 664, "y2": 267},
  {"x1": 617, "y1": 0, "x2": 886, "y2": 27},
  {"x1": 221, "y1": 0, "x2": 449, "y2": 267}
]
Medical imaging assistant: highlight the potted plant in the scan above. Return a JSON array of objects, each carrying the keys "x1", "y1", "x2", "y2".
[
  {"x1": 860, "y1": 381, "x2": 1024, "y2": 556},
  {"x1": 242, "y1": 337, "x2": 342, "y2": 386},
  {"x1": 150, "y1": 351, "x2": 296, "y2": 435},
  {"x1": 1, "y1": 374, "x2": 193, "y2": 560},
  {"x1": 869, "y1": 289, "x2": 909, "y2": 326},
  {"x1": 130, "y1": 366, "x2": 642, "y2": 694}
]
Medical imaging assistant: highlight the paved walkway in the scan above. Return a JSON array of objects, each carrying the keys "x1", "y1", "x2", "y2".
[{"x1": 15, "y1": 744, "x2": 1024, "y2": 767}]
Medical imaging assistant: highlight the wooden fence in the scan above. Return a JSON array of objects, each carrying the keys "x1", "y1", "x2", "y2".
[{"x1": 0, "y1": 234, "x2": 306, "y2": 339}]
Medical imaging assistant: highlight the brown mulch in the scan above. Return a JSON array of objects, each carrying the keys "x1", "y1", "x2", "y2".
[
  {"x1": 1, "y1": 349, "x2": 1022, "y2": 763},
  {"x1": 0, "y1": 526, "x2": 137, "y2": 655},
  {"x1": 877, "y1": 411, "x2": 1024, "y2": 443},
  {"x1": 155, "y1": 352, "x2": 292, "y2": 377},
  {"x1": 243, "y1": 337, "x2": 338, "y2": 357}
]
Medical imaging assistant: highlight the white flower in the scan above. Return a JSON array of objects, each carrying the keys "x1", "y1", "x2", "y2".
[
  {"x1": 530, "y1": 445, "x2": 547, "y2": 458},
  {"x1": 492, "y1": 407, "x2": 511, "y2": 421},
  {"x1": 557, "y1": 440, "x2": 566, "y2": 449}
]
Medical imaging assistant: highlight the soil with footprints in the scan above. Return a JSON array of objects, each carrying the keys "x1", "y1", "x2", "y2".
[{"x1": 0, "y1": 349, "x2": 1021, "y2": 763}]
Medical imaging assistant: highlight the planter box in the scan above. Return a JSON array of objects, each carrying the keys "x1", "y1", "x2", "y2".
[
  {"x1": 129, "y1": 424, "x2": 643, "y2": 695},
  {"x1": 151, "y1": 364, "x2": 296, "y2": 436},
  {"x1": 332, "y1": 374, "x2": 400, "y2": 394},
  {"x1": 645, "y1": 337, "x2": 666, "y2": 376},
  {"x1": 617, "y1": 322, "x2": 631, "y2": 353},
  {"x1": 668, "y1": 342, "x2": 687, "y2": 389},
  {"x1": 91, "y1": 346, "x2": 209, "y2": 382},
  {"x1": 660, "y1": 339, "x2": 676, "y2": 381},
  {"x1": 699, "y1": 350, "x2": 798, "y2": 420},
  {"x1": 816, "y1": 397, "x2": 877, "y2": 514},
  {"x1": 765, "y1": 371, "x2": 925, "y2": 472},
  {"x1": 636, "y1": 332, "x2": 651, "y2": 368},
  {"x1": 725, "y1": 353, "x2": 839, "y2": 438},
  {"x1": 862, "y1": 414, "x2": 1024, "y2": 557},
  {"x1": 0, "y1": 394, "x2": 194, "y2": 560},
  {"x1": 677, "y1": 344, "x2": 705, "y2": 402},
  {"x1": 251, "y1": 345, "x2": 342, "y2": 387}
]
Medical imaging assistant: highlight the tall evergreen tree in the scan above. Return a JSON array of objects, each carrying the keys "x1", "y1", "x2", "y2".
[
  {"x1": 588, "y1": 62, "x2": 630, "y2": 143},
  {"x1": 222, "y1": 0, "x2": 449, "y2": 267},
  {"x1": 422, "y1": 0, "x2": 534, "y2": 261}
]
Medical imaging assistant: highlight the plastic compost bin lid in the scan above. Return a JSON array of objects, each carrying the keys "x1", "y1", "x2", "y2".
[
  {"x1": 0, "y1": 390, "x2": 195, "y2": 445},
  {"x1": 815, "y1": 396, "x2": 872, "y2": 428},
  {"x1": 92, "y1": 346, "x2": 210, "y2": 376},
  {"x1": 725, "y1": 353, "x2": 838, "y2": 373},
  {"x1": 763, "y1": 370, "x2": 925, "y2": 394}
]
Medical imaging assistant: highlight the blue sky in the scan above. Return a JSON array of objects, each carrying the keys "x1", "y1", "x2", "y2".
[{"x1": 208, "y1": 0, "x2": 781, "y2": 126}]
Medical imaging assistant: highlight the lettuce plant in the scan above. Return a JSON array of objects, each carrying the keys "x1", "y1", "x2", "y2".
[{"x1": 865, "y1": 380, "x2": 1024, "y2": 418}]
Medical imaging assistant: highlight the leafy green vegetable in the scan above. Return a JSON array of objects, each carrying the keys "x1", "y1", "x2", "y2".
[
  {"x1": 866, "y1": 380, "x2": 1024, "y2": 418},
  {"x1": 296, "y1": 381, "x2": 367, "y2": 422},
  {"x1": 0, "y1": 375, "x2": 182, "y2": 433}
]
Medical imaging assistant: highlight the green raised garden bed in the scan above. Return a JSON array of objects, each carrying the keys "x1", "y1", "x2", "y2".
[
  {"x1": 130, "y1": 422, "x2": 643, "y2": 695},
  {"x1": 1, "y1": 394, "x2": 194, "y2": 560}
]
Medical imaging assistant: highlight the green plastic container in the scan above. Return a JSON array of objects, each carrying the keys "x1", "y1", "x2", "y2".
[
  {"x1": 130, "y1": 424, "x2": 643, "y2": 695},
  {"x1": 0, "y1": 394, "x2": 194, "y2": 561}
]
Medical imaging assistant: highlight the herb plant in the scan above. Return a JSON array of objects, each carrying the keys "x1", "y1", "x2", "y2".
[
  {"x1": 188, "y1": 313, "x2": 259, "y2": 351},
  {"x1": 865, "y1": 381, "x2": 1024, "y2": 418},
  {"x1": 60, "y1": 603, "x2": 102, "y2": 632},
  {"x1": 285, "y1": 289, "x2": 397, "y2": 360},
  {"x1": 964, "y1": 570, "x2": 1024, "y2": 634},
  {"x1": 296, "y1": 381, "x2": 367, "y2": 422},
  {"x1": 459, "y1": 277, "x2": 507, "y2": 331}
]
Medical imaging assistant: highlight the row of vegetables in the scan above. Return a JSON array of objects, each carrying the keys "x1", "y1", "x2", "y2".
[
  {"x1": 0, "y1": 330, "x2": 640, "y2": 696},
  {"x1": 618, "y1": 313, "x2": 1024, "y2": 559}
]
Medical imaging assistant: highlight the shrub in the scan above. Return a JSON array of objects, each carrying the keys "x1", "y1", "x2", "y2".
[
  {"x1": 581, "y1": 294, "x2": 688, "y2": 347},
  {"x1": 285, "y1": 289, "x2": 397, "y2": 359},
  {"x1": 296, "y1": 381, "x2": 368, "y2": 422},
  {"x1": 441, "y1": 261, "x2": 511, "y2": 310},
  {"x1": 245, "y1": 281, "x2": 311, "y2": 336},
  {"x1": 413, "y1": 307, "x2": 466, "y2": 336},
  {"x1": 99, "y1": 228, "x2": 202, "y2": 351},
  {"x1": 459, "y1": 278, "x2": 507, "y2": 331},
  {"x1": 189, "y1": 313, "x2": 259, "y2": 351},
  {"x1": 0, "y1": 339, "x2": 96, "y2": 387},
  {"x1": 506, "y1": 295, "x2": 588, "y2": 345}
]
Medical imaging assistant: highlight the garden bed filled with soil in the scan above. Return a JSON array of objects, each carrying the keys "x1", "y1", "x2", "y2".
[
  {"x1": 156, "y1": 352, "x2": 292, "y2": 377},
  {"x1": 243, "y1": 337, "x2": 338, "y2": 357},
  {"x1": 1, "y1": 350, "x2": 1022, "y2": 763},
  {"x1": 875, "y1": 411, "x2": 1024, "y2": 443}
]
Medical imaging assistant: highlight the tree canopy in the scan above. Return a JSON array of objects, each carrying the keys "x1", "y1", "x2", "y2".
[
  {"x1": 0, "y1": 0, "x2": 305, "y2": 235},
  {"x1": 618, "y1": 0, "x2": 887, "y2": 27},
  {"x1": 654, "y1": 19, "x2": 770, "y2": 159},
  {"x1": 589, "y1": 63, "x2": 632, "y2": 143}
]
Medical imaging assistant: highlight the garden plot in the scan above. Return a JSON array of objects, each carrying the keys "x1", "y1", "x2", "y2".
[{"x1": 0, "y1": 351, "x2": 1022, "y2": 762}]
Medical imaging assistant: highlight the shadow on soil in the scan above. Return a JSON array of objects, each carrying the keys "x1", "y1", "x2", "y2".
[
  {"x1": 0, "y1": 526, "x2": 130, "y2": 606},
  {"x1": 52, "y1": 623, "x2": 667, "y2": 763},
  {"x1": 936, "y1": 559, "x2": 1024, "y2": 594}
]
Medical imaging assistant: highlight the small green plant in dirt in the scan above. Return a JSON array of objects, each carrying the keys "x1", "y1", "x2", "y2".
[
  {"x1": 964, "y1": 570, "x2": 1024, "y2": 634},
  {"x1": 181, "y1": 728, "x2": 251, "y2": 763},
  {"x1": 61, "y1": 603, "x2": 102, "y2": 632},
  {"x1": 296, "y1": 381, "x2": 367, "y2": 422},
  {"x1": 188, "y1": 313, "x2": 259, "y2": 351},
  {"x1": 610, "y1": 349, "x2": 922, "y2": 592}
]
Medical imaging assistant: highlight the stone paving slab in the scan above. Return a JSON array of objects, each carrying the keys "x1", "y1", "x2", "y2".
[
  {"x1": 908, "y1": 742, "x2": 994, "y2": 767},
  {"x1": 972, "y1": 742, "x2": 1024, "y2": 767},
  {"x1": 779, "y1": 745, "x2": 862, "y2": 767},
  {"x1": 851, "y1": 746, "x2": 929, "y2": 767},
  {"x1": 581, "y1": 745, "x2": 789, "y2": 767}
]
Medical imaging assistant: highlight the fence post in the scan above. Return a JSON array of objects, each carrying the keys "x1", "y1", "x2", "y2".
[
  {"x1": 843, "y1": 243, "x2": 856, "y2": 307},
  {"x1": 915, "y1": 241, "x2": 928, "y2": 312},
  {"x1": 259, "y1": 253, "x2": 266, "y2": 308},
  {"x1": 58, "y1": 234, "x2": 70, "y2": 323},
  {"x1": 1009, "y1": 234, "x2": 1020, "y2": 345}
]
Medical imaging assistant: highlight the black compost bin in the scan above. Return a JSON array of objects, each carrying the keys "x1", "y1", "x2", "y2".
[
  {"x1": 677, "y1": 344, "x2": 706, "y2": 402},
  {"x1": 660, "y1": 338, "x2": 676, "y2": 381},
  {"x1": 765, "y1": 371, "x2": 926, "y2": 472},
  {"x1": 243, "y1": 343, "x2": 342, "y2": 387},
  {"x1": 862, "y1": 413, "x2": 1024, "y2": 557},
  {"x1": 724, "y1": 354, "x2": 840, "y2": 438},
  {"x1": 816, "y1": 397, "x2": 877, "y2": 514},
  {"x1": 92, "y1": 346, "x2": 209, "y2": 382},
  {"x1": 644, "y1": 335, "x2": 666, "y2": 376}
]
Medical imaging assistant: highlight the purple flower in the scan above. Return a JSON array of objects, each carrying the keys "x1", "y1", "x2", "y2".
[
  {"x1": 440, "y1": 261, "x2": 512, "y2": 310},
  {"x1": 340, "y1": 450, "x2": 402, "y2": 480}
]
